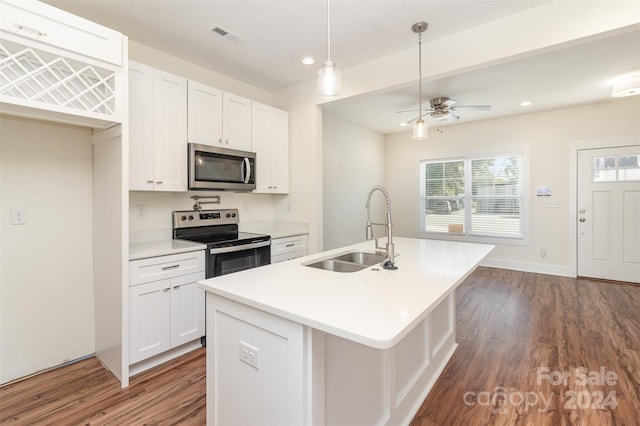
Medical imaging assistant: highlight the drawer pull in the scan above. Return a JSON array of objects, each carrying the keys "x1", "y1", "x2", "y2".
[
  {"x1": 15, "y1": 24, "x2": 47, "y2": 38},
  {"x1": 161, "y1": 264, "x2": 180, "y2": 270},
  {"x1": 163, "y1": 287, "x2": 170, "y2": 292},
  {"x1": 285, "y1": 243, "x2": 295, "y2": 247}
]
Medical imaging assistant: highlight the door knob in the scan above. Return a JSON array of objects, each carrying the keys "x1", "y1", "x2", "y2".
[{"x1": 579, "y1": 218, "x2": 586, "y2": 222}]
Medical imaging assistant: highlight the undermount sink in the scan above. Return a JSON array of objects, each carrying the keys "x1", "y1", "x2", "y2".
[
  {"x1": 303, "y1": 251, "x2": 388, "y2": 273},
  {"x1": 333, "y1": 252, "x2": 387, "y2": 266},
  {"x1": 305, "y1": 259, "x2": 368, "y2": 273}
]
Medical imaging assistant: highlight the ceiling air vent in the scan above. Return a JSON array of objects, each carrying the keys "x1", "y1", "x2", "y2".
[{"x1": 208, "y1": 25, "x2": 242, "y2": 43}]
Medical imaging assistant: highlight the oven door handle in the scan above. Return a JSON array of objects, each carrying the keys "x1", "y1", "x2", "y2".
[{"x1": 209, "y1": 240, "x2": 270, "y2": 255}]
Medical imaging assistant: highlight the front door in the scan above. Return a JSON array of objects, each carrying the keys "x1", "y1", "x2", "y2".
[{"x1": 577, "y1": 146, "x2": 640, "y2": 283}]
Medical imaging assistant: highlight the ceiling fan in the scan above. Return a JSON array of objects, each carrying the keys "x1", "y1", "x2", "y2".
[{"x1": 398, "y1": 96, "x2": 491, "y2": 123}]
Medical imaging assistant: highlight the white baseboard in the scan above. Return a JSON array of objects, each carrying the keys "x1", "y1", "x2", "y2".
[{"x1": 480, "y1": 258, "x2": 573, "y2": 277}]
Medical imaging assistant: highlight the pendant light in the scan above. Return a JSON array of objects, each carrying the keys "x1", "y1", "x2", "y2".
[
  {"x1": 317, "y1": 0, "x2": 341, "y2": 97},
  {"x1": 412, "y1": 22, "x2": 428, "y2": 140}
]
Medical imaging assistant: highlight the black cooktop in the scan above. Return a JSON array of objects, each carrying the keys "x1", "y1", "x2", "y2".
[{"x1": 178, "y1": 231, "x2": 269, "y2": 246}]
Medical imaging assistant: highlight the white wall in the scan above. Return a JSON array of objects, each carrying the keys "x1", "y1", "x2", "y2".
[
  {"x1": 322, "y1": 113, "x2": 386, "y2": 250},
  {"x1": 385, "y1": 97, "x2": 640, "y2": 276},
  {"x1": 0, "y1": 116, "x2": 95, "y2": 383}
]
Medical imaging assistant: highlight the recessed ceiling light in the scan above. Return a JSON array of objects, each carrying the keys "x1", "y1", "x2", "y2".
[
  {"x1": 400, "y1": 122, "x2": 409, "y2": 127},
  {"x1": 302, "y1": 57, "x2": 315, "y2": 65},
  {"x1": 520, "y1": 100, "x2": 532, "y2": 107},
  {"x1": 612, "y1": 72, "x2": 640, "y2": 97}
]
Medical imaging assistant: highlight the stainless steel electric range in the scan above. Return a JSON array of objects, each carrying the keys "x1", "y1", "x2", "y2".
[{"x1": 172, "y1": 209, "x2": 270, "y2": 278}]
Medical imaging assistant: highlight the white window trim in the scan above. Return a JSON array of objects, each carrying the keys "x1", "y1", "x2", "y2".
[{"x1": 417, "y1": 149, "x2": 530, "y2": 246}]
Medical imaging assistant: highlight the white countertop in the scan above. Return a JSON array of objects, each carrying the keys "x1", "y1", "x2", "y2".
[
  {"x1": 130, "y1": 239, "x2": 206, "y2": 261},
  {"x1": 199, "y1": 237, "x2": 493, "y2": 349}
]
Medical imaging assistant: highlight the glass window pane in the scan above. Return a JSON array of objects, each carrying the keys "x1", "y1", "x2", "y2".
[
  {"x1": 420, "y1": 154, "x2": 523, "y2": 240},
  {"x1": 593, "y1": 156, "x2": 617, "y2": 182},
  {"x1": 618, "y1": 155, "x2": 640, "y2": 181}
]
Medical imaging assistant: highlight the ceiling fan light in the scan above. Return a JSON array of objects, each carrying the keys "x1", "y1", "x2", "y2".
[
  {"x1": 317, "y1": 61, "x2": 341, "y2": 97},
  {"x1": 612, "y1": 73, "x2": 640, "y2": 97},
  {"x1": 413, "y1": 118, "x2": 428, "y2": 140}
]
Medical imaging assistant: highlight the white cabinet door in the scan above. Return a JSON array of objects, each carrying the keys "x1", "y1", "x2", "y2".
[
  {"x1": 129, "y1": 61, "x2": 187, "y2": 192},
  {"x1": 252, "y1": 102, "x2": 289, "y2": 194},
  {"x1": 129, "y1": 280, "x2": 172, "y2": 364},
  {"x1": 270, "y1": 108, "x2": 289, "y2": 193},
  {"x1": 170, "y1": 273, "x2": 206, "y2": 347},
  {"x1": 222, "y1": 92, "x2": 252, "y2": 151},
  {"x1": 128, "y1": 61, "x2": 155, "y2": 191},
  {"x1": 252, "y1": 102, "x2": 272, "y2": 192},
  {"x1": 187, "y1": 80, "x2": 223, "y2": 146},
  {"x1": 153, "y1": 69, "x2": 187, "y2": 192}
]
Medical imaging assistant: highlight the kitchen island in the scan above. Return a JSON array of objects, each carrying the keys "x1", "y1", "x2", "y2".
[{"x1": 199, "y1": 237, "x2": 493, "y2": 425}]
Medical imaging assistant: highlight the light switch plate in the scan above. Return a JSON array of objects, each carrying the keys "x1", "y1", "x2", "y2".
[{"x1": 11, "y1": 208, "x2": 27, "y2": 225}]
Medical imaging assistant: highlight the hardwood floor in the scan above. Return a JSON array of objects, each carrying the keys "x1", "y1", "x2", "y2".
[
  {"x1": 1, "y1": 267, "x2": 638, "y2": 425},
  {"x1": 411, "y1": 267, "x2": 640, "y2": 426},
  {"x1": 0, "y1": 348, "x2": 206, "y2": 425}
]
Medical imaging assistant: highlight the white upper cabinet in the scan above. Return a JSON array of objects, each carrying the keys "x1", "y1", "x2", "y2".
[
  {"x1": 187, "y1": 80, "x2": 223, "y2": 146},
  {"x1": 0, "y1": 0, "x2": 127, "y2": 127},
  {"x1": 222, "y1": 92, "x2": 252, "y2": 151},
  {"x1": 129, "y1": 61, "x2": 187, "y2": 192},
  {"x1": 187, "y1": 82, "x2": 252, "y2": 151},
  {"x1": 252, "y1": 102, "x2": 289, "y2": 194}
]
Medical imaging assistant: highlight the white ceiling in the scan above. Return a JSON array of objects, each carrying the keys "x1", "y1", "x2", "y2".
[{"x1": 44, "y1": 0, "x2": 640, "y2": 135}]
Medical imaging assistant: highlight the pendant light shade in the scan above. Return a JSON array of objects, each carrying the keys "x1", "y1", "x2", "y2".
[
  {"x1": 412, "y1": 22, "x2": 428, "y2": 140},
  {"x1": 317, "y1": 0, "x2": 341, "y2": 97},
  {"x1": 413, "y1": 118, "x2": 428, "y2": 140},
  {"x1": 317, "y1": 60, "x2": 341, "y2": 97}
]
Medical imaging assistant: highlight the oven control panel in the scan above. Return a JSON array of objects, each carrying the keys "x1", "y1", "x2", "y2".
[{"x1": 173, "y1": 209, "x2": 239, "y2": 228}]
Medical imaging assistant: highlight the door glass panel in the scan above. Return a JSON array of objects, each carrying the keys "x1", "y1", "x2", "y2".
[
  {"x1": 618, "y1": 155, "x2": 640, "y2": 181},
  {"x1": 593, "y1": 157, "x2": 616, "y2": 182}
]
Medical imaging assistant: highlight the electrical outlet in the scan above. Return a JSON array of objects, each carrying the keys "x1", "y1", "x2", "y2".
[
  {"x1": 239, "y1": 341, "x2": 260, "y2": 370},
  {"x1": 136, "y1": 205, "x2": 147, "y2": 218},
  {"x1": 11, "y1": 208, "x2": 27, "y2": 225}
]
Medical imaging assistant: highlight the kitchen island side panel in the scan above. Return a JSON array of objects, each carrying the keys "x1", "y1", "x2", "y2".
[{"x1": 206, "y1": 293, "x2": 306, "y2": 426}]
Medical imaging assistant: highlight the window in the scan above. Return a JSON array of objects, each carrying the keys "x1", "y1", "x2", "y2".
[
  {"x1": 420, "y1": 154, "x2": 524, "y2": 240},
  {"x1": 593, "y1": 154, "x2": 640, "y2": 182}
]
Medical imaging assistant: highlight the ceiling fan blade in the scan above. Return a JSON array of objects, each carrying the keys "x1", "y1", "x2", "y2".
[
  {"x1": 396, "y1": 106, "x2": 433, "y2": 114},
  {"x1": 451, "y1": 105, "x2": 491, "y2": 110},
  {"x1": 442, "y1": 99, "x2": 458, "y2": 108},
  {"x1": 445, "y1": 112, "x2": 460, "y2": 122},
  {"x1": 402, "y1": 115, "x2": 421, "y2": 124}
]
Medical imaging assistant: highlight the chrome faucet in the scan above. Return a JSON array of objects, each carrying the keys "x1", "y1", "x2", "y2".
[{"x1": 366, "y1": 185, "x2": 397, "y2": 270}]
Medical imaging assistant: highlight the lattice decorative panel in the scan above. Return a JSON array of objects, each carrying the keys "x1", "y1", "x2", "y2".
[{"x1": 0, "y1": 40, "x2": 116, "y2": 116}]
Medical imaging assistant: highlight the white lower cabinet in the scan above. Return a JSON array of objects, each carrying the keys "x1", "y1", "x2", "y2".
[
  {"x1": 129, "y1": 251, "x2": 205, "y2": 366},
  {"x1": 271, "y1": 234, "x2": 307, "y2": 263}
]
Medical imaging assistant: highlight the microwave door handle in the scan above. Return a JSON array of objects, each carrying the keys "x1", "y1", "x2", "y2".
[{"x1": 243, "y1": 157, "x2": 251, "y2": 184}]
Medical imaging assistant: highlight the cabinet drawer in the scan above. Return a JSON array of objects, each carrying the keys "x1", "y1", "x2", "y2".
[
  {"x1": 1, "y1": 0, "x2": 123, "y2": 65},
  {"x1": 130, "y1": 251, "x2": 205, "y2": 286},
  {"x1": 271, "y1": 235, "x2": 307, "y2": 263}
]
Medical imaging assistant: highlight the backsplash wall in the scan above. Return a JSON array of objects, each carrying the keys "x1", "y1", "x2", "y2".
[{"x1": 129, "y1": 191, "x2": 276, "y2": 242}]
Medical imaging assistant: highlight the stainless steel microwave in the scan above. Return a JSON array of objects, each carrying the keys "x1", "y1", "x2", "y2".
[{"x1": 188, "y1": 143, "x2": 256, "y2": 191}]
